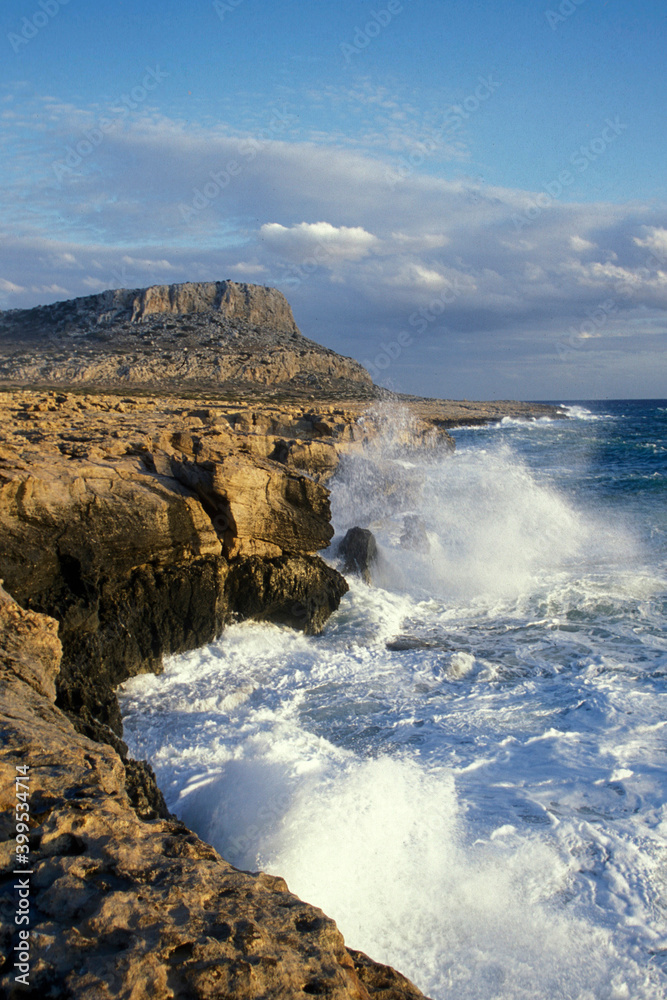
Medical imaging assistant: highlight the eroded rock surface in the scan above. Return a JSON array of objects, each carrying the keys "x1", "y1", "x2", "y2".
[
  {"x1": 0, "y1": 391, "x2": 364, "y2": 749},
  {"x1": 0, "y1": 586, "x2": 430, "y2": 999}
]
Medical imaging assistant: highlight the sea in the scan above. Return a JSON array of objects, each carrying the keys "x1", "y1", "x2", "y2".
[{"x1": 119, "y1": 399, "x2": 667, "y2": 1000}]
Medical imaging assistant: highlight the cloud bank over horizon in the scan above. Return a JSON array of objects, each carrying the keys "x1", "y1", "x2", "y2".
[{"x1": 0, "y1": 67, "x2": 667, "y2": 398}]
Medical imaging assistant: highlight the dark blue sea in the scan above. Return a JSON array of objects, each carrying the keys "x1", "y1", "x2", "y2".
[{"x1": 121, "y1": 400, "x2": 667, "y2": 1000}]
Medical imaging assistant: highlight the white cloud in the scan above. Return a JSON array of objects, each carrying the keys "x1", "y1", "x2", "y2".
[
  {"x1": 569, "y1": 236, "x2": 597, "y2": 253},
  {"x1": 32, "y1": 284, "x2": 70, "y2": 295},
  {"x1": 228, "y1": 262, "x2": 268, "y2": 276},
  {"x1": 634, "y1": 226, "x2": 667, "y2": 263},
  {"x1": 389, "y1": 232, "x2": 449, "y2": 251},
  {"x1": 0, "y1": 278, "x2": 25, "y2": 294},
  {"x1": 260, "y1": 221, "x2": 379, "y2": 261},
  {"x1": 120, "y1": 255, "x2": 176, "y2": 272}
]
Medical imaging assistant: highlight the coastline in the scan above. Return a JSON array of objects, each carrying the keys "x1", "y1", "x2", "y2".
[
  {"x1": 0, "y1": 282, "x2": 564, "y2": 997},
  {"x1": 0, "y1": 385, "x2": 563, "y2": 998}
]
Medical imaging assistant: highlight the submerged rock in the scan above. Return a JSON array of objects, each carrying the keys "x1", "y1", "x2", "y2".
[
  {"x1": 385, "y1": 634, "x2": 456, "y2": 652},
  {"x1": 400, "y1": 514, "x2": 430, "y2": 554},
  {"x1": 339, "y1": 527, "x2": 378, "y2": 585}
]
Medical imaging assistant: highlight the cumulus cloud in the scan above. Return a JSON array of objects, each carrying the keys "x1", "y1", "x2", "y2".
[
  {"x1": 633, "y1": 226, "x2": 667, "y2": 263},
  {"x1": 260, "y1": 221, "x2": 379, "y2": 261},
  {"x1": 569, "y1": 236, "x2": 597, "y2": 253}
]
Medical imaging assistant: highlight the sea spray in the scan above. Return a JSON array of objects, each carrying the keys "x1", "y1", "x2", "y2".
[
  {"x1": 120, "y1": 401, "x2": 667, "y2": 1000},
  {"x1": 332, "y1": 406, "x2": 596, "y2": 602}
]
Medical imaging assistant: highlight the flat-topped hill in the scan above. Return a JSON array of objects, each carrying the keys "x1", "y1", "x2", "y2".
[
  {"x1": 0, "y1": 281, "x2": 301, "y2": 338},
  {"x1": 0, "y1": 280, "x2": 373, "y2": 397}
]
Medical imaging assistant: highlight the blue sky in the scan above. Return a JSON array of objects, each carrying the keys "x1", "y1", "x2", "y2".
[{"x1": 1, "y1": 0, "x2": 666, "y2": 398}]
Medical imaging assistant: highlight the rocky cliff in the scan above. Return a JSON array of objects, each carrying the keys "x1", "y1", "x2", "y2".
[
  {"x1": 0, "y1": 391, "x2": 376, "y2": 766},
  {"x1": 0, "y1": 385, "x2": 459, "y2": 800},
  {"x1": 0, "y1": 281, "x2": 373, "y2": 397}
]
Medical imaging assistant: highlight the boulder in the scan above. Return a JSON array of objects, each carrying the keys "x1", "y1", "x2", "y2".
[
  {"x1": 339, "y1": 527, "x2": 378, "y2": 585},
  {"x1": 0, "y1": 463, "x2": 228, "y2": 735},
  {"x1": 171, "y1": 452, "x2": 334, "y2": 559}
]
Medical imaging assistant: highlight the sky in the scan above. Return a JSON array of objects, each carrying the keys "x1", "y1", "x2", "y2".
[{"x1": 1, "y1": 0, "x2": 666, "y2": 400}]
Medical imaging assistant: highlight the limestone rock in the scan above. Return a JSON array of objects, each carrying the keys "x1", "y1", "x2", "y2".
[
  {"x1": 130, "y1": 280, "x2": 299, "y2": 333},
  {"x1": 171, "y1": 452, "x2": 335, "y2": 559},
  {"x1": 0, "y1": 392, "x2": 351, "y2": 741},
  {"x1": 349, "y1": 950, "x2": 428, "y2": 1000},
  {"x1": 0, "y1": 583, "x2": 61, "y2": 701},
  {"x1": 225, "y1": 554, "x2": 349, "y2": 635}
]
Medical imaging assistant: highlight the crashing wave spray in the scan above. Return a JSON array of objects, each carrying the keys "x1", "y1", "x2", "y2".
[
  {"x1": 120, "y1": 404, "x2": 664, "y2": 1000},
  {"x1": 331, "y1": 404, "x2": 594, "y2": 602}
]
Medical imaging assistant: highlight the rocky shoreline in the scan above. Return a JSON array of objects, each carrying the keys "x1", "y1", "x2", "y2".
[{"x1": 0, "y1": 282, "x2": 565, "y2": 998}]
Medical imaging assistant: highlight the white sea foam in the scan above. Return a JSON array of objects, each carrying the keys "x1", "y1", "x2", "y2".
[
  {"x1": 497, "y1": 413, "x2": 558, "y2": 426},
  {"x1": 332, "y1": 434, "x2": 637, "y2": 605},
  {"x1": 120, "y1": 406, "x2": 667, "y2": 1000},
  {"x1": 121, "y1": 617, "x2": 667, "y2": 999},
  {"x1": 562, "y1": 404, "x2": 610, "y2": 421}
]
